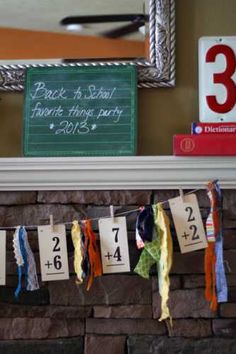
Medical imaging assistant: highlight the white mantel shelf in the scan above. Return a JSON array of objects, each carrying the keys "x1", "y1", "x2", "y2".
[{"x1": 0, "y1": 156, "x2": 235, "y2": 191}]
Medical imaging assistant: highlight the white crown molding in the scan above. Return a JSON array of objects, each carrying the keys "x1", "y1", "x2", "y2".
[{"x1": 0, "y1": 156, "x2": 235, "y2": 191}]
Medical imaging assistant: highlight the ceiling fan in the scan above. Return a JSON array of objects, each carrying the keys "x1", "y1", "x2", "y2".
[{"x1": 60, "y1": 14, "x2": 147, "y2": 38}]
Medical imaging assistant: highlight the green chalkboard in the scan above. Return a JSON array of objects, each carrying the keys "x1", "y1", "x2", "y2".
[{"x1": 23, "y1": 65, "x2": 137, "y2": 156}]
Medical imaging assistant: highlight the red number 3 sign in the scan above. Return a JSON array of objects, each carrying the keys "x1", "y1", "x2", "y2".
[{"x1": 199, "y1": 37, "x2": 236, "y2": 122}]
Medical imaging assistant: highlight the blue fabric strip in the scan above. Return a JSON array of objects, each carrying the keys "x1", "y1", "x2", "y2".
[
  {"x1": 136, "y1": 206, "x2": 154, "y2": 242},
  {"x1": 214, "y1": 182, "x2": 228, "y2": 303},
  {"x1": 14, "y1": 226, "x2": 29, "y2": 298},
  {"x1": 14, "y1": 266, "x2": 23, "y2": 298},
  {"x1": 215, "y1": 232, "x2": 228, "y2": 302},
  {"x1": 19, "y1": 226, "x2": 29, "y2": 289}
]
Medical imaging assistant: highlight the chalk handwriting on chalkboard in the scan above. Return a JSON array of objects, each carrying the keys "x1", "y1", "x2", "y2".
[
  {"x1": 31, "y1": 82, "x2": 68, "y2": 100},
  {"x1": 24, "y1": 66, "x2": 137, "y2": 156},
  {"x1": 54, "y1": 120, "x2": 90, "y2": 135},
  {"x1": 30, "y1": 82, "x2": 117, "y2": 101},
  {"x1": 30, "y1": 83, "x2": 124, "y2": 133}
]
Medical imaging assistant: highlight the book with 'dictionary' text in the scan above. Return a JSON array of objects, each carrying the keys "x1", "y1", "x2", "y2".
[{"x1": 191, "y1": 122, "x2": 236, "y2": 134}]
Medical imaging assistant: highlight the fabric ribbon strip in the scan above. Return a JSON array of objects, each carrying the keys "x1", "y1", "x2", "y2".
[
  {"x1": 214, "y1": 181, "x2": 228, "y2": 303},
  {"x1": 13, "y1": 226, "x2": 39, "y2": 298},
  {"x1": 204, "y1": 181, "x2": 219, "y2": 311},
  {"x1": 134, "y1": 206, "x2": 160, "y2": 278},
  {"x1": 23, "y1": 227, "x2": 39, "y2": 292},
  {"x1": 154, "y1": 203, "x2": 173, "y2": 324},
  {"x1": 80, "y1": 224, "x2": 90, "y2": 281},
  {"x1": 134, "y1": 203, "x2": 173, "y2": 324},
  {"x1": 134, "y1": 238, "x2": 160, "y2": 279},
  {"x1": 13, "y1": 226, "x2": 25, "y2": 298},
  {"x1": 136, "y1": 206, "x2": 154, "y2": 243},
  {"x1": 71, "y1": 220, "x2": 84, "y2": 284},
  {"x1": 83, "y1": 219, "x2": 102, "y2": 291}
]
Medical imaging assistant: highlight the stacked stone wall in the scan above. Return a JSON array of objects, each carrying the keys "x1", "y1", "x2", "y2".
[{"x1": 0, "y1": 190, "x2": 235, "y2": 353}]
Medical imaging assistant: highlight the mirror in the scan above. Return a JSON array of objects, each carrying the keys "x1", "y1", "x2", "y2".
[{"x1": 0, "y1": 0, "x2": 175, "y2": 90}]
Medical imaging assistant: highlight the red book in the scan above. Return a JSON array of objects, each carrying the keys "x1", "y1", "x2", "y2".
[
  {"x1": 173, "y1": 134, "x2": 236, "y2": 156},
  {"x1": 192, "y1": 122, "x2": 236, "y2": 134}
]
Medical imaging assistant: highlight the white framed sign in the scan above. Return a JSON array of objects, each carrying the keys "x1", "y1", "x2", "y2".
[
  {"x1": 169, "y1": 194, "x2": 207, "y2": 253},
  {"x1": 38, "y1": 224, "x2": 69, "y2": 281},
  {"x1": 199, "y1": 36, "x2": 236, "y2": 122},
  {"x1": 0, "y1": 231, "x2": 6, "y2": 285},
  {"x1": 98, "y1": 216, "x2": 130, "y2": 274}
]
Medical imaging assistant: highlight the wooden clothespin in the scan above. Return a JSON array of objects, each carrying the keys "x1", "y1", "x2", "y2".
[
  {"x1": 179, "y1": 188, "x2": 184, "y2": 201},
  {"x1": 110, "y1": 205, "x2": 115, "y2": 222},
  {"x1": 49, "y1": 214, "x2": 55, "y2": 233}
]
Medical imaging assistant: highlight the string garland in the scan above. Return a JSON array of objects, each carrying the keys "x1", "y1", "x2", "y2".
[
  {"x1": 0, "y1": 179, "x2": 230, "y2": 318},
  {"x1": 0, "y1": 185, "x2": 211, "y2": 232}
]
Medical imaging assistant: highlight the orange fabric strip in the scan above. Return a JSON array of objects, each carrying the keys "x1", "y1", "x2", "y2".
[
  {"x1": 83, "y1": 219, "x2": 102, "y2": 291},
  {"x1": 204, "y1": 181, "x2": 218, "y2": 312},
  {"x1": 204, "y1": 242, "x2": 217, "y2": 311}
]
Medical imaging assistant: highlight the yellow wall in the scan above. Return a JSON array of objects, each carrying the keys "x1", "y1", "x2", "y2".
[{"x1": 0, "y1": 0, "x2": 235, "y2": 157}]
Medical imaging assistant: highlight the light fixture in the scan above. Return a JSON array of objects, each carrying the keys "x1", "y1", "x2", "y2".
[
  {"x1": 138, "y1": 25, "x2": 145, "y2": 35},
  {"x1": 65, "y1": 23, "x2": 84, "y2": 32}
]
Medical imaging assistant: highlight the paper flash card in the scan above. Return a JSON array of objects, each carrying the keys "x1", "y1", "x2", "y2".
[
  {"x1": 199, "y1": 36, "x2": 236, "y2": 122},
  {"x1": 0, "y1": 231, "x2": 6, "y2": 285},
  {"x1": 98, "y1": 216, "x2": 130, "y2": 274},
  {"x1": 37, "y1": 224, "x2": 69, "y2": 281},
  {"x1": 169, "y1": 194, "x2": 208, "y2": 253}
]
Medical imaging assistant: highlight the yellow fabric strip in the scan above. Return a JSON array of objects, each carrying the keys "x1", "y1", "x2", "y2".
[
  {"x1": 71, "y1": 220, "x2": 84, "y2": 284},
  {"x1": 153, "y1": 203, "x2": 173, "y2": 324}
]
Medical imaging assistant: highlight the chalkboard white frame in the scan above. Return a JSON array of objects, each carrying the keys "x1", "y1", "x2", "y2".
[{"x1": 0, "y1": 0, "x2": 175, "y2": 91}]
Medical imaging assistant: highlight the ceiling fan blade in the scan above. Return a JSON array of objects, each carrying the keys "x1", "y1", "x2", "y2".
[
  {"x1": 60, "y1": 14, "x2": 146, "y2": 37},
  {"x1": 60, "y1": 14, "x2": 146, "y2": 26},
  {"x1": 100, "y1": 21, "x2": 144, "y2": 39}
]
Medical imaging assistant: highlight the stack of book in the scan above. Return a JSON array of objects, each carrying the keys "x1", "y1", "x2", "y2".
[{"x1": 173, "y1": 122, "x2": 236, "y2": 156}]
